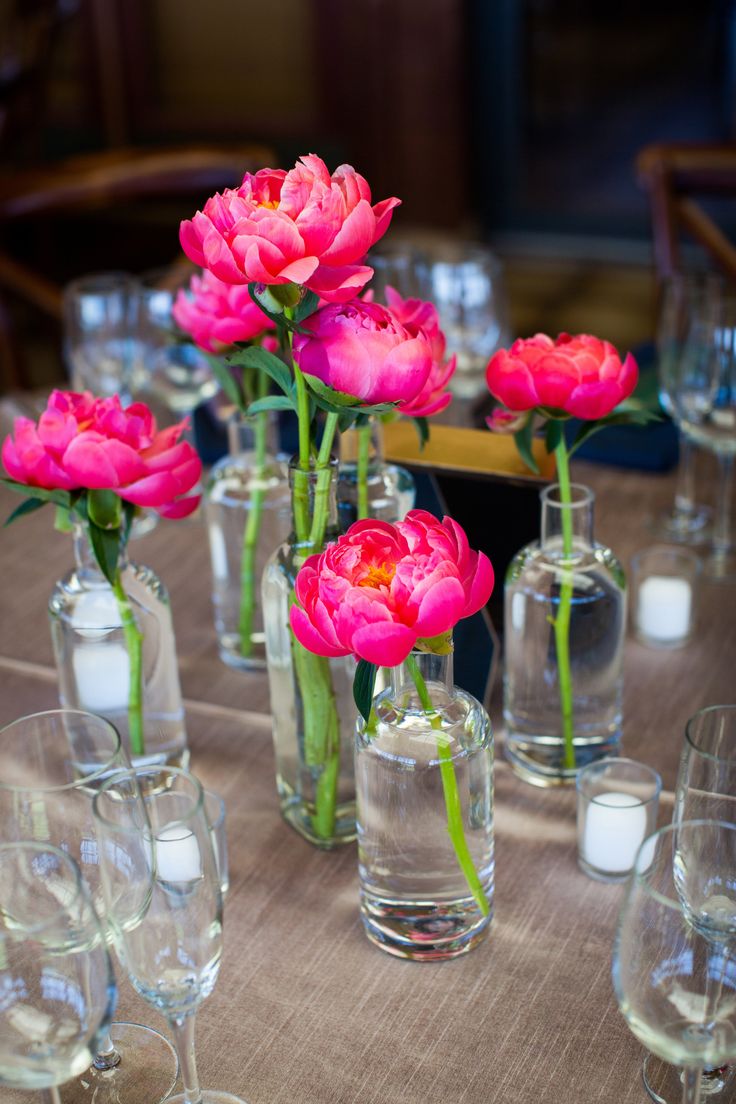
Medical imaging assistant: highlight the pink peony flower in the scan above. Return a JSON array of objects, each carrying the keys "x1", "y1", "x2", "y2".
[
  {"x1": 179, "y1": 153, "x2": 401, "y2": 304},
  {"x1": 2, "y1": 390, "x2": 202, "y2": 518},
  {"x1": 289, "y1": 510, "x2": 494, "y2": 667},
  {"x1": 485, "y1": 333, "x2": 638, "y2": 420},
  {"x1": 292, "y1": 299, "x2": 433, "y2": 405},
  {"x1": 383, "y1": 286, "x2": 456, "y2": 417},
  {"x1": 485, "y1": 407, "x2": 529, "y2": 434},
  {"x1": 172, "y1": 270, "x2": 275, "y2": 354}
]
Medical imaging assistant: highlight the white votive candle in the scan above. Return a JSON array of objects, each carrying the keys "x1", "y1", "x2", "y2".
[
  {"x1": 72, "y1": 643, "x2": 130, "y2": 712},
  {"x1": 583, "y1": 792, "x2": 648, "y2": 874},
  {"x1": 155, "y1": 825, "x2": 202, "y2": 883},
  {"x1": 637, "y1": 575, "x2": 692, "y2": 642}
]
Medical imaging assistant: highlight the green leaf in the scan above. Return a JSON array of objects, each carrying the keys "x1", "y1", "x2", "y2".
[
  {"x1": 412, "y1": 416, "x2": 430, "y2": 450},
  {"x1": 208, "y1": 355, "x2": 243, "y2": 409},
  {"x1": 353, "y1": 659, "x2": 379, "y2": 724},
  {"x1": 3, "y1": 497, "x2": 48, "y2": 526},
  {"x1": 337, "y1": 408, "x2": 361, "y2": 433},
  {"x1": 246, "y1": 394, "x2": 296, "y2": 415},
  {"x1": 513, "y1": 420, "x2": 539, "y2": 474},
  {"x1": 544, "y1": 419, "x2": 563, "y2": 454},
  {"x1": 228, "y1": 345, "x2": 293, "y2": 397},
  {"x1": 1, "y1": 479, "x2": 72, "y2": 509},
  {"x1": 293, "y1": 289, "x2": 320, "y2": 323},
  {"x1": 87, "y1": 489, "x2": 122, "y2": 530},
  {"x1": 303, "y1": 373, "x2": 362, "y2": 408},
  {"x1": 567, "y1": 409, "x2": 662, "y2": 458},
  {"x1": 88, "y1": 521, "x2": 121, "y2": 586}
]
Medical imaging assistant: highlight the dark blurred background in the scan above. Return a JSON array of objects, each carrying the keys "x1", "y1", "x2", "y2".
[{"x1": 1, "y1": 0, "x2": 733, "y2": 392}]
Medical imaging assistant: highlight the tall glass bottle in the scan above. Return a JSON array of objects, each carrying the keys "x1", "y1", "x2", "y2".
[
  {"x1": 204, "y1": 413, "x2": 290, "y2": 670},
  {"x1": 338, "y1": 416, "x2": 416, "y2": 527},
  {"x1": 504, "y1": 483, "x2": 625, "y2": 786},
  {"x1": 48, "y1": 525, "x2": 188, "y2": 768},
  {"x1": 356, "y1": 649, "x2": 494, "y2": 960},
  {"x1": 262, "y1": 458, "x2": 356, "y2": 847}
]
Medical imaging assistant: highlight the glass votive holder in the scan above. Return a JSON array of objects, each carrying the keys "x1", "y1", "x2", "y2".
[
  {"x1": 576, "y1": 758, "x2": 662, "y2": 883},
  {"x1": 630, "y1": 545, "x2": 701, "y2": 648},
  {"x1": 203, "y1": 788, "x2": 229, "y2": 896}
]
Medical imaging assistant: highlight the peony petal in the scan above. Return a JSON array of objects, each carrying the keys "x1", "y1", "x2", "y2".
[
  {"x1": 351, "y1": 621, "x2": 417, "y2": 666},
  {"x1": 289, "y1": 605, "x2": 347, "y2": 658}
]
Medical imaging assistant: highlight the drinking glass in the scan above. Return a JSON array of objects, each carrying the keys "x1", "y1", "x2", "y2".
[
  {"x1": 0, "y1": 841, "x2": 116, "y2": 1104},
  {"x1": 654, "y1": 273, "x2": 721, "y2": 543},
  {"x1": 63, "y1": 272, "x2": 139, "y2": 400},
  {"x1": 93, "y1": 765, "x2": 247, "y2": 1104},
  {"x1": 645, "y1": 706, "x2": 736, "y2": 1103},
  {"x1": 613, "y1": 820, "x2": 736, "y2": 1104},
  {"x1": 0, "y1": 710, "x2": 179, "y2": 1104},
  {"x1": 673, "y1": 290, "x2": 736, "y2": 580}
]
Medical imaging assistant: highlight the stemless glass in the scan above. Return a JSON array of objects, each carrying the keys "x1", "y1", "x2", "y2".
[
  {"x1": 93, "y1": 766, "x2": 246, "y2": 1104},
  {"x1": 654, "y1": 272, "x2": 721, "y2": 542},
  {"x1": 645, "y1": 706, "x2": 736, "y2": 1103},
  {"x1": 0, "y1": 841, "x2": 116, "y2": 1104},
  {"x1": 63, "y1": 272, "x2": 139, "y2": 400},
  {"x1": 0, "y1": 710, "x2": 179, "y2": 1104},
  {"x1": 613, "y1": 821, "x2": 736, "y2": 1104}
]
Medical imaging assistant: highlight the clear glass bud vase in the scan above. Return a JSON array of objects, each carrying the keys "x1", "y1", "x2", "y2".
[
  {"x1": 204, "y1": 413, "x2": 290, "y2": 670},
  {"x1": 504, "y1": 483, "x2": 626, "y2": 786},
  {"x1": 48, "y1": 525, "x2": 188, "y2": 768},
  {"x1": 261, "y1": 458, "x2": 356, "y2": 847},
  {"x1": 356, "y1": 650, "x2": 494, "y2": 960},
  {"x1": 338, "y1": 416, "x2": 416, "y2": 527}
]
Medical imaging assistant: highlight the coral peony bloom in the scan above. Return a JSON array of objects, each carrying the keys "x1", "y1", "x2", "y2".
[
  {"x1": 383, "y1": 286, "x2": 456, "y2": 417},
  {"x1": 172, "y1": 270, "x2": 275, "y2": 353},
  {"x1": 289, "y1": 510, "x2": 494, "y2": 667},
  {"x1": 2, "y1": 390, "x2": 202, "y2": 518},
  {"x1": 292, "y1": 299, "x2": 433, "y2": 406},
  {"x1": 179, "y1": 154, "x2": 401, "y2": 304},
  {"x1": 485, "y1": 407, "x2": 528, "y2": 434},
  {"x1": 485, "y1": 333, "x2": 638, "y2": 420}
]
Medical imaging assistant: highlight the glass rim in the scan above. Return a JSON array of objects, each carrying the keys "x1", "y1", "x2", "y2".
[
  {"x1": 540, "y1": 482, "x2": 594, "y2": 509},
  {"x1": 63, "y1": 270, "x2": 136, "y2": 296},
  {"x1": 92, "y1": 764, "x2": 205, "y2": 836},
  {"x1": 631, "y1": 819, "x2": 736, "y2": 909},
  {"x1": 685, "y1": 704, "x2": 736, "y2": 763},
  {"x1": 630, "y1": 544, "x2": 702, "y2": 573},
  {"x1": 0, "y1": 710, "x2": 124, "y2": 793},
  {"x1": 576, "y1": 756, "x2": 662, "y2": 804},
  {"x1": 0, "y1": 841, "x2": 90, "y2": 934}
]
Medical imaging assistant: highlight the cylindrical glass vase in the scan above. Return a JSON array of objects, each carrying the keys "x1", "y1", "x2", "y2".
[
  {"x1": 356, "y1": 650, "x2": 494, "y2": 960},
  {"x1": 338, "y1": 416, "x2": 415, "y2": 527},
  {"x1": 48, "y1": 526, "x2": 188, "y2": 769},
  {"x1": 204, "y1": 414, "x2": 290, "y2": 670},
  {"x1": 503, "y1": 483, "x2": 626, "y2": 786},
  {"x1": 262, "y1": 458, "x2": 356, "y2": 847}
]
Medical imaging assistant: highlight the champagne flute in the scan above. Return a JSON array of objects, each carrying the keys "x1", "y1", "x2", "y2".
[
  {"x1": 0, "y1": 710, "x2": 179, "y2": 1104},
  {"x1": 645, "y1": 705, "x2": 736, "y2": 1103},
  {"x1": 0, "y1": 841, "x2": 116, "y2": 1104},
  {"x1": 93, "y1": 765, "x2": 247, "y2": 1104},
  {"x1": 613, "y1": 820, "x2": 736, "y2": 1104}
]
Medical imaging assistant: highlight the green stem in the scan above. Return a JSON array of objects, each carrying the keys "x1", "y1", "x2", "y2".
[
  {"x1": 111, "y1": 572, "x2": 144, "y2": 757},
  {"x1": 290, "y1": 626, "x2": 341, "y2": 841},
  {"x1": 238, "y1": 377, "x2": 269, "y2": 658},
  {"x1": 553, "y1": 438, "x2": 575, "y2": 771},
  {"x1": 405, "y1": 653, "x2": 490, "y2": 916},
  {"x1": 307, "y1": 412, "x2": 339, "y2": 552},
  {"x1": 356, "y1": 421, "x2": 371, "y2": 520},
  {"x1": 285, "y1": 318, "x2": 311, "y2": 544}
]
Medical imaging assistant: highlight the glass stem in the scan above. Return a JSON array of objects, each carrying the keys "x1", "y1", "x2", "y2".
[
  {"x1": 169, "y1": 1012, "x2": 202, "y2": 1104},
  {"x1": 681, "y1": 1066, "x2": 702, "y2": 1104},
  {"x1": 552, "y1": 438, "x2": 575, "y2": 770},
  {"x1": 673, "y1": 433, "x2": 697, "y2": 518},
  {"x1": 93, "y1": 1029, "x2": 121, "y2": 1070},
  {"x1": 39, "y1": 1090, "x2": 62, "y2": 1104},
  {"x1": 712, "y1": 454, "x2": 734, "y2": 558}
]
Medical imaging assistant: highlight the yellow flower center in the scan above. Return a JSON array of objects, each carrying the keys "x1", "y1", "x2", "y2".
[
  {"x1": 258, "y1": 199, "x2": 279, "y2": 210},
  {"x1": 358, "y1": 561, "x2": 396, "y2": 589}
]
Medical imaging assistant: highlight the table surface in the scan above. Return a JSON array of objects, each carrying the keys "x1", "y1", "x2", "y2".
[{"x1": 1, "y1": 396, "x2": 734, "y2": 1104}]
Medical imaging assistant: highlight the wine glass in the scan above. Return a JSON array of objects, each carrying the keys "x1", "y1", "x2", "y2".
[
  {"x1": 645, "y1": 706, "x2": 736, "y2": 1103},
  {"x1": 0, "y1": 710, "x2": 179, "y2": 1104},
  {"x1": 62, "y1": 272, "x2": 139, "y2": 401},
  {"x1": 654, "y1": 273, "x2": 721, "y2": 543},
  {"x1": 613, "y1": 820, "x2": 736, "y2": 1104},
  {"x1": 93, "y1": 765, "x2": 247, "y2": 1104},
  {"x1": 673, "y1": 291, "x2": 736, "y2": 580},
  {"x1": 0, "y1": 840, "x2": 116, "y2": 1104}
]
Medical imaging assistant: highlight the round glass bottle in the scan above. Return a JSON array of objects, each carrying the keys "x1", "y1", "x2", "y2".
[
  {"x1": 338, "y1": 416, "x2": 416, "y2": 527},
  {"x1": 504, "y1": 483, "x2": 625, "y2": 786},
  {"x1": 204, "y1": 413, "x2": 290, "y2": 670},
  {"x1": 356, "y1": 649, "x2": 494, "y2": 960},
  {"x1": 261, "y1": 458, "x2": 356, "y2": 847},
  {"x1": 48, "y1": 525, "x2": 188, "y2": 769}
]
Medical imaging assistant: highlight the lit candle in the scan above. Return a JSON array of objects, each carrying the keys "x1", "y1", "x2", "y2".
[
  {"x1": 637, "y1": 575, "x2": 692, "y2": 643},
  {"x1": 72, "y1": 643, "x2": 130, "y2": 712},
  {"x1": 155, "y1": 825, "x2": 202, "y2": 883},
  {"x1": 583, "y1": 792, "x2": 648, "y2": 874}
]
